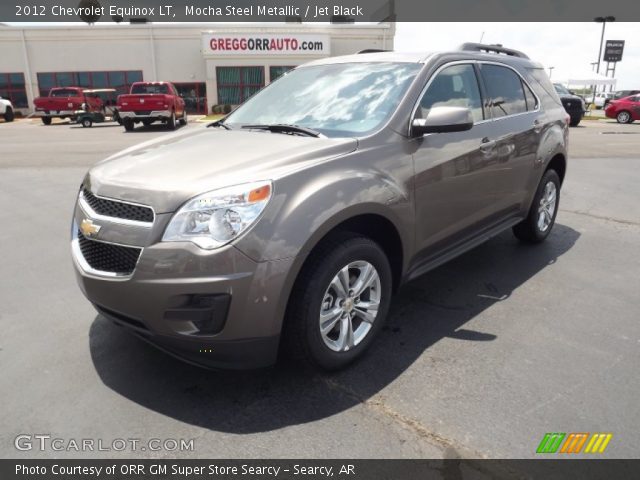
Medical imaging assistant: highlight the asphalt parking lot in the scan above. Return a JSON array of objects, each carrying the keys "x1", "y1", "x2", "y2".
[{"x1": 1, "y1": 118, "x2": 639, "y2": 460}]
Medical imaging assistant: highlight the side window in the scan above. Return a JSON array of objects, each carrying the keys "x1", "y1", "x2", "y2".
[
  {"x1": 523, "y1": 81, "x2": 538, "y2": 111},
  {"x1": 418, "y1": 64, "x2": 484, "y2": 123},
  {"x1": 481, "y1": 64, "x2": 527, "y2": 118}
]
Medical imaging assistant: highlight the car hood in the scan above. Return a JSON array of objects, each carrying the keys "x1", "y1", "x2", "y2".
[{"x1": 86, "y1": 126, "x2": 358, "y2": 213}]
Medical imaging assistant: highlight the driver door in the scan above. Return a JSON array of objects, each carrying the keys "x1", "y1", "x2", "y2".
[{"x1": 411, "y1": 63, "x2": 499, "y2": 257}]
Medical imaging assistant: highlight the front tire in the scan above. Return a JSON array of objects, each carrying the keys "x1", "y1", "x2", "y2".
[
  {"x1": 569, "y1": 115, "x2": 581, "y2": 127},
  {"x1": 513, "y1": 169, "x2": 561, "y2": 243},
  {"x1": 41, "y1": 116, "x2": 52, "y2": 125},
  {"x1": 123, "y1": 119, "x2": 134, "y2": 131},
  {"x1": 180, "y1": 111, "x2": 188, "y2": 126},
  {"x1": 283, "y1": 233, "x2": 392, "y2": 371},
  {"x1": 4, "y1": 107, "x2": 14, "y2": 122},
  {"x1": 81, "y1": 118, "x2": 92, "y2": 128}
]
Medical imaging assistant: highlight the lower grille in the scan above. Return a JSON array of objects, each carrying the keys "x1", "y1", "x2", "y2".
[{"x1": 77, "y1": 231, "x2": 142, "y2": 275}]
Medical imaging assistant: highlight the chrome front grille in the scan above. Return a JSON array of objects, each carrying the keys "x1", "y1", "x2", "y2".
[{"x1": 81, "y1": 188, "x2": 154, "y2": 223}]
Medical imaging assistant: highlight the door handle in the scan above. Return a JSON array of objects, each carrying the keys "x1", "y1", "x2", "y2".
[
  {"x1": 480, "y1": 137, "x2": 496, "y2": 153},
  {"x1": 533, "y1": 119, "x2": 543, "y2": 133}
]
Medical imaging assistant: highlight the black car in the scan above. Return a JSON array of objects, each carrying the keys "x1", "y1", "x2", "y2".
[
  {"x1": 604, "y1": 89, "x2": 640, "y2": 108},
  {"x1": 554, "y1": 83, "x2": 586, "y2": 127}
]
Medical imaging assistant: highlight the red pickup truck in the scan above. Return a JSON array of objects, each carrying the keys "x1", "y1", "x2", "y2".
[
  {"x1": 33, "y1": 87, "x2": 103, "y2": 125},
  {"x1": 117, "y1": 82, "x2": 187, "y2": 131}
]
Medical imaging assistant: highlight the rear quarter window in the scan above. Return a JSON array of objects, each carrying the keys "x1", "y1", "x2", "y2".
[{"x1": 526, "y1": 68, "x2": 563, "y2": 111}]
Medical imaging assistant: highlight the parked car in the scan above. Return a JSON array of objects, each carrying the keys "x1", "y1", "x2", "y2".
[
  {"x1": 604, "y1": 94, "x2": 640, "y2": 123},
  {"x1": 33, "y1": 87, "x2": 103, "y2": 125},
  {"x1": 604, "y1": 90, "x2": 640, "y2": 108},
  {"x1": 591, "y1": 92, "x2": 613, "y2": 109},
  {"x1": 0, "y1": 96, "x2": 15, "y2": 122},
  {"x1": 72, "y1": 44, "x2": 568, "y2": 371},
  {"x1": 554, "y1": 83, "x2": 586, "y2": 126},
  {"x1": 117, "y1": 81, "x2": 187, "y2": 131}
]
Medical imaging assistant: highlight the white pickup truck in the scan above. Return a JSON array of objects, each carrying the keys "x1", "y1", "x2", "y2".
[{"x1": 0, "y1": 96, "x2": 15, "y2": 122}]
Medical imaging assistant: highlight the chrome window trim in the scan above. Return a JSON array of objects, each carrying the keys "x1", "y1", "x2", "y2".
[
  {"x1": 408, "y1": 59, "x2": 542, "y2": 136},
  {"x1": 79, "y1": 189, "x2": 155, "y2": 228}
]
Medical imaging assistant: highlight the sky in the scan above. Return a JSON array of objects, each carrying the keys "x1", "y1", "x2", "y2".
[{"x1": 394, "y1": 22, "x2": 638, "y2": 89}]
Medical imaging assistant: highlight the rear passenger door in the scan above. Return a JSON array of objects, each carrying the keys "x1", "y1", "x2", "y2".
[{"x1": 478, "y1": 63, "x2": 542, "y2": 213}]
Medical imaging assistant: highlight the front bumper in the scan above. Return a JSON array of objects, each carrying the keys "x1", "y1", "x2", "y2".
[
  {"x1": 119, "y1": 110, "x2": 172, "y2": 120},
  {"x1": 71, "y1": 201, "x2": 293, "y2": 369}
]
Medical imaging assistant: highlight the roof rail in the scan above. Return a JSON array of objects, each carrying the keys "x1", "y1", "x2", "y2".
[
  {"x1": 459, "y1": 43, "x2": 529, "y2": 59},
  {"x1": 357, "y1": 49, "x2": 390, "y2": 54}
]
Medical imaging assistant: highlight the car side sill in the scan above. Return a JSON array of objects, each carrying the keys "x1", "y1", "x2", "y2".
[{"x1": 405, "y1": 215, "x2": 524, "y2": 283}]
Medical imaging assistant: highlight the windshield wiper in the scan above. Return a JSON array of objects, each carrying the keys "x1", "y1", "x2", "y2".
[
  {"x1": 241, "y1": 124, "x2": 323, "y2": 138},
  {"x1": 207, "y1": 119, "x2": 231, "y2": 130}
]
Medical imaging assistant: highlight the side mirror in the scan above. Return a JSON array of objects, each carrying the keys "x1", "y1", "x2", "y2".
[{"x1": 411, "y1": 106, "x2": 474, "y2": 137}]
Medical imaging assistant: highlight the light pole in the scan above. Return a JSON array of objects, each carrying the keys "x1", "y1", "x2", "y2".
[
  {"x1": 594, "y1": 16, "x2": 615, "y2": 74},
  {"x1": 593, "y1": 16, "x2": 615, "y2": 101},
  {"x1": 548, "y1": 66, "x2": 554, "y2": 79}
]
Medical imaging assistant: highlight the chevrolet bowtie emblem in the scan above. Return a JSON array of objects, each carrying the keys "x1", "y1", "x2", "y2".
[{"x1": 80, "y1": 218, "x2": 101, "y2": 237}]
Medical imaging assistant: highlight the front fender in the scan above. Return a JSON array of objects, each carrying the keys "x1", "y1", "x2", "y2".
[{"x1": 235, "y1": 164, "x2": 412, "y2": 263}]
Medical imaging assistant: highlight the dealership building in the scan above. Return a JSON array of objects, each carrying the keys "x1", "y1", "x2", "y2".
[{"x1": 0, "y1": 22, "x2": 395, "y2": 115}]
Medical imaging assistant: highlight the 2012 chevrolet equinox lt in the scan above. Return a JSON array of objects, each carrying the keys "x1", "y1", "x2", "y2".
[{"x1": 72, "y1": 44, "x2": 568, "y2": 370}]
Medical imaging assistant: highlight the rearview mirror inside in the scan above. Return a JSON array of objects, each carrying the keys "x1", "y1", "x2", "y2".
[{"x1": 411, "y1": 106, "x2": 474, "y2": 137}]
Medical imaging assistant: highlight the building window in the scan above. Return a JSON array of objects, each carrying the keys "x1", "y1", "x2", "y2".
[
  {"x1": 270, "y1": 66, "x2": 295, "y2": 82},
  {"x1": 37, "y1": 71, "x2": 143, "y2": 99},
  {"x1": 174, "y1": 82, "x2": 207, "y2": 115},
  {"x1": 217, "y1": 67, "x2": 264, "y2": 105},
  {"x1": 0, "y1": 72, "x2": 28, "y2": 108}
]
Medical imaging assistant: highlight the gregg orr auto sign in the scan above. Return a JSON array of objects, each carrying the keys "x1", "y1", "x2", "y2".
[{"x1": 203, "y1": 34, "x2": 330, "y2": 56}]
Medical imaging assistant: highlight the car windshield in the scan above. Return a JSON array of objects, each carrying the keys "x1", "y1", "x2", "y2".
[
  {"x1": 224, "y1": 62, "x2": 422, "y2": 138},
  {"x1": 554, "y1": 84, "x2": 571, "y2": 95}
]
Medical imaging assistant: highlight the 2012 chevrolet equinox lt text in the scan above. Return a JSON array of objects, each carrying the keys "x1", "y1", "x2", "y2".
[{"x1": 71, "y1": 44, "x2": 568, "y2": 370}]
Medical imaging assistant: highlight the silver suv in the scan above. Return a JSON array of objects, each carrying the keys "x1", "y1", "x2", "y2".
[{"x1": 72, "y1": 43, "x2": 568, "y2": 370}]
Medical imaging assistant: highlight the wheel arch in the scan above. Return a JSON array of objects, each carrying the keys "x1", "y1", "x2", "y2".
[{"x1": 271, "y1": 205, "x2": 409, "y2": 341}]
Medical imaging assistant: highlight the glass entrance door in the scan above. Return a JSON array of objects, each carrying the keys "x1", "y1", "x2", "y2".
[{"x1": 174, "y1": 82, "x2": 207, "y2": 114}]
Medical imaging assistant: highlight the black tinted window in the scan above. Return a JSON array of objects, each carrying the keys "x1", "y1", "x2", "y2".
[
  {"x1": 482, "y1": 65, "x2": 527, "y2": 117},
  {"x1": 131, "y1": 84, "x2": 169, "y2": 94},
  {"x1": 419, "y1": 64, "x2": 484, "y2": 122},
  {"x1": 50, "y1": 89, "x2": 78, "y2": 97}
]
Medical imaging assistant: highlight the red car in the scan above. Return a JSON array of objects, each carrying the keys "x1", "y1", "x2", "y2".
[
  {"x1": 117, "y1": 82, "x2": 186, "y2": 131},
  {"x1": 33, "y1": 87, "x2": 103, "y2": 125},
  {"x1": 605, "y1": 94, "x2": 640, "y2": 124}
]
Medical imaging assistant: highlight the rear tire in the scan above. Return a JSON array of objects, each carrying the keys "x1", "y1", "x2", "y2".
[
  {"x1": 513, "y1": 169, "x2": 561, "y2": 243},
  {"x1": 167, "y1": 111, "x2": 176, "y2": 130},
  {"x1": 81, "y1": 118, "x2": 92, "y2": 128},
  {"x1": 180, "y1": 111, "x2": 188, "y2": 126},
  {"x1": 283, "y1": 232, "x2": 392, "y2": 371},
  {"x1": 123, "y1": 119, "x2": 134, "y2": 132},
  {"x1": 569, "y1": 115, "x2": 581, "y2": 127},
  {"x1": 41, "y1": 116, "x2": 52, "y2": 125},
  {"x1": 616, "y1": 111, "x2": 631, "y2": 124},
  {"x1": 4, "y1": 107, "x2": 14, "y2": 122}
]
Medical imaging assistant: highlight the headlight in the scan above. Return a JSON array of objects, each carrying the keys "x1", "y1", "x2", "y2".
[{"x1": 162, "y1": 181, "x2": 272, "y2": 249}]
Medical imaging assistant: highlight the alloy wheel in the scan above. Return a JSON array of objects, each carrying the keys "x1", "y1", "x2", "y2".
[
  {"x1": 537, "y1": 181, "x2": 557, "y2": 232},
  {"x1": 319, "y1": 261, "x2": 381, "y2": 352}
]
